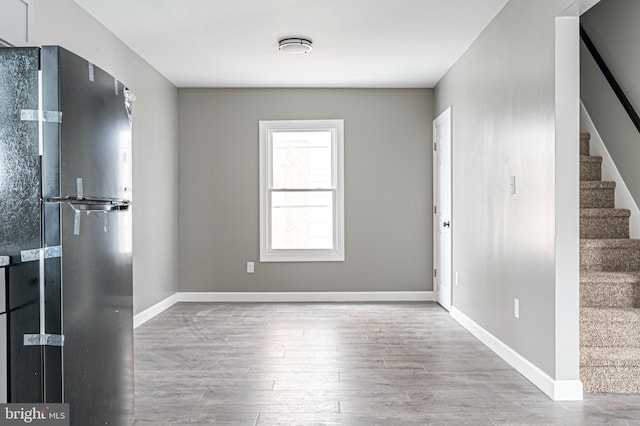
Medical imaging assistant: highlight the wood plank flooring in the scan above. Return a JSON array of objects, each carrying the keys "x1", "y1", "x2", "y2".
[{"x1": 134, "y1": 302, "x2": 640, "y2": 425}]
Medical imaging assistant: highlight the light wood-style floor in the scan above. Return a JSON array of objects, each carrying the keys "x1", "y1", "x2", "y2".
[{"x1": 134, "y1": 302, "x2": 640, "y2": 425}]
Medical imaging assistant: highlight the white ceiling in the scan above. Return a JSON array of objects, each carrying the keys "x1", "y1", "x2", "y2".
[{"x1": 73, "y1": 0, "x2": 509, "y2": 88}]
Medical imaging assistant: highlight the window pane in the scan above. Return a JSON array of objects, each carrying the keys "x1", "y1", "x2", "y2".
[
  {"x1": 271, "y1": 191, "x2": 334, "y2": 250},
  {"x1": 272, "y1": 131, "x2": 332, "y2": 189}
]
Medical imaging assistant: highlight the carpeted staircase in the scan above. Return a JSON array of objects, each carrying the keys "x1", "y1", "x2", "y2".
[{"x1": 579, "y1": 132, "x2": 640, "y2": 393}]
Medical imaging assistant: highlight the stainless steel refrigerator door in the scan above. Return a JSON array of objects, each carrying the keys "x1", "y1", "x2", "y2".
[
  {"x1": 0, "y1": 47, "x2": 41, "y2": 258},
  {"x1": 41, "y1": 46, "x2": 132, "y2": 201},
  {"x1": 40, "y1": 46, "x2": 134, "y2": 426},
  {"x1": 0, "y1": 47, "x2": 45, "y2": 403},
  {"x1": 0, "y1": 267, "x2": 7, "y2": 403},
  {"x1": 60, "y1": 204, "x2": 133, "y2": 425}
]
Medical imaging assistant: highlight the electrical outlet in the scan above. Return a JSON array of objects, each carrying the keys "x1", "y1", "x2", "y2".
[
  {"x1": 455, "y1": 272, "x2": 460, "y2": 286},
  {"x1": 514, "y1": 299, "x2": 520, "y2": 319},
  {"x1": 247, "y1": 262, "x2": 255, "y2": 274}
]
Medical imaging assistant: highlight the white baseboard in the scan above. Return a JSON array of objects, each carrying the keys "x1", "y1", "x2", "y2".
[
  {"x1": 451, "y1": 307, "x2": 583, "y2": 401},
  {"x1": 134, "y1": 291, "x2": 435, "y2": 328},
  {"x1": 177, "y1": 291, "x2": 435, "y2": 303},
  {"x1": 133, "y1": 293, "x2": 179, "y2": 328},
  {"x1": 581, "y1": 102, "x2": 640, "y2": 238}
]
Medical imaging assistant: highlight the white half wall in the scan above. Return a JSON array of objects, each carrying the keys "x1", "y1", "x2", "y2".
[{"x1": 434, "y1": 0, "x2": 582, "y2": 396}]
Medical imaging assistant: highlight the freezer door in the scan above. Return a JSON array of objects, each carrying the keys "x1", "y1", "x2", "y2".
[{"x1": 41, "y1": 46, "x2": 132, "y2": 201}]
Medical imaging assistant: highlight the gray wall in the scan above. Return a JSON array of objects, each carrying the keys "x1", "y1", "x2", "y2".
[
  {"x1": 434, "y1": 0, "x2": 574, "y2": 377},
  {"x1": 178, "y1": 89, "x2": 433, "y2": 293},
  {"x1": 581, "y1": 0, "x2": 640, "y2": 207},
  {"x1": 18, "y1": 0, "x2": 180, "y2": 314}
]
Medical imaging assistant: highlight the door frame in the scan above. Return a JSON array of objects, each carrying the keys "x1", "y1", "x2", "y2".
[{"x1": 433, "y1": 106, "x2": 453, "y2": 311}]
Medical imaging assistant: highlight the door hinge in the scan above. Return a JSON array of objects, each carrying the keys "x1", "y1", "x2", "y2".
[
  {"x1": 434, "y1": 205, "x2": 437, "y2": 214},
  {"x1": 433, "y1": 142, "x2": 437, "y2": 151},
  {"x1": 434, "y1": 268, "x2": 437, "y2": 277}
]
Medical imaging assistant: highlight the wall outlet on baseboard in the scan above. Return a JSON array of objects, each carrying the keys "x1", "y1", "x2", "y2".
[
  {"x1": 514, "y1": 298, "x2": 520, "y2": 319},
  {"x1": 247, "y1": 262, "x2": 255, "y2": 274}
]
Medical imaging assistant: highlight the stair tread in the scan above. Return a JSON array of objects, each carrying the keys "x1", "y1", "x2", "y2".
[
  {"x1": 581, "y1": 271, "x2": 640, "y2": 283},
  {"x1": 581, "y1": 181, "x2": 616, "y2": 189},
  {"x1": 581, "y1": 307, "x2": 640, "y2": 322},
  {"x1": 581, "y1": 347, "x2": 640, "y2": 367},
  {"x1": 581, "y1": 155, "x2": 603, "y2": 163},
  {"x1": 581, "y1": 238, "x2": 640, "y2": 248},
  {"x1": 580, "y1": 208, "x2": 631, "y2": 218}
]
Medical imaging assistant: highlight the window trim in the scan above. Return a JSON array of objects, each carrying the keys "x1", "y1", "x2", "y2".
[{"x1": 259, "y1": 119, "x2": 345, "y2": 262}]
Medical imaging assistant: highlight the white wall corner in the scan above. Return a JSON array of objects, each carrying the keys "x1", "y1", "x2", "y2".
[
  {"x1": 133, "y1": 293, "x2": 180, "y2": 328},
  {"x1": 554, "y1": 380, "x2": 584, "y2": 401},
  {"x1": 560, "y1": 0, "x2": 601, "y2": 16},
  {"x1": 451, "y1": 307, "x2": 583, "y2": 401},
  {"x1": 554, "y1": 15, "x2": 582, "y2": 391},
  {"x1": 0, "y1": 0, "x2": 33, "y2": 46}
]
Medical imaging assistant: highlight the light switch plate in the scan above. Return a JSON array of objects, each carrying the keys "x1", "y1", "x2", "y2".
[
  {"x1": 247, "y1": 262, "x2": 255, "y2": 274},
  {"x1": 509, "y1": 176, "x2": 517, "y2": 195}
]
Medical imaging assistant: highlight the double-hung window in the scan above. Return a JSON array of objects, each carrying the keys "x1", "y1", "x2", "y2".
[{"x1": 259, "y1": 119, "x2": 344, "y2": 262}]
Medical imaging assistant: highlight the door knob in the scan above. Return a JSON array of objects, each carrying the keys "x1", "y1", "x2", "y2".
[{"x1": 443, "y1": 221, "x2": 451, "y2": 228}]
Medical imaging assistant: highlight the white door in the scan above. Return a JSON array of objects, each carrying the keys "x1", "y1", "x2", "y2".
[{"x1": 433, "y1": 107, "x2": 452, "y2": 311}]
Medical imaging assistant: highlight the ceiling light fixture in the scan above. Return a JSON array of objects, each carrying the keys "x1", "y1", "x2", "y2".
[{"x1": 278, "y1": 38, "x2": 313, "y2": 54}]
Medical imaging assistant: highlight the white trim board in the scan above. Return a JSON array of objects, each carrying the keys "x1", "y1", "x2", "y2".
[
  {"x1": 581, "y1": 102, "x2": 640, "y2": 239},
  {"x1": 450, "y1": 307, "x2": 583, "y2": 401},
  {"x1": 133, "y1": 293, "x2": 179, "y2": 328},
  {"x1": 177, "y1": 291, "x2": 435, "y2": 303},
  {"x1": 134, "y1": 291, "x2": 435, "y2": 328}
]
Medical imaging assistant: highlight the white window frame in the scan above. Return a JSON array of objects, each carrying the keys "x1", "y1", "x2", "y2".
[{"x1": 259, "y1": 119, "x2": 345, "y2": 262}]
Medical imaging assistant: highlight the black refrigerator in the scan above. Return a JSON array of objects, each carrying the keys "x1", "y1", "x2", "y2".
[{"x1": 0, "y1": 46, "x2": 134, "y2": 425}]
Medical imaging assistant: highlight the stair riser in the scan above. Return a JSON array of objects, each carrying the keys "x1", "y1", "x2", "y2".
[
  {"x1": 580, "y1": 162, "x2": 602, "y2": 181},
  {"x1": 581, "y1": 322, "x2": 640, "y2": 347},
  {"x1": 581, "y1": 282, "x2": 640, "y2": 308},
  {"x1": 580, "y1": 247, "x2": 640, "y2": 272},
  {"x1": 581, "y1": 246, "x2": 640, "y2": 271},
  {"x1": 580, "y1": 188, "x2": 615, "y2": 208},
  {"x1": 580, "y1": 217, "x2": 629, "y2": 239},
  {"x1": 581, "y1": 366, "x2": 640, "y2": 393},
  {"x1": 581, "y1": 137, "x2": 590, "y2": 156}
]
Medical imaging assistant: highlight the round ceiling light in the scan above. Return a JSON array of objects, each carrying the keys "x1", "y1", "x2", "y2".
[{"x1": 278, "y1": 38, "x2": 313, "y2": 54}]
